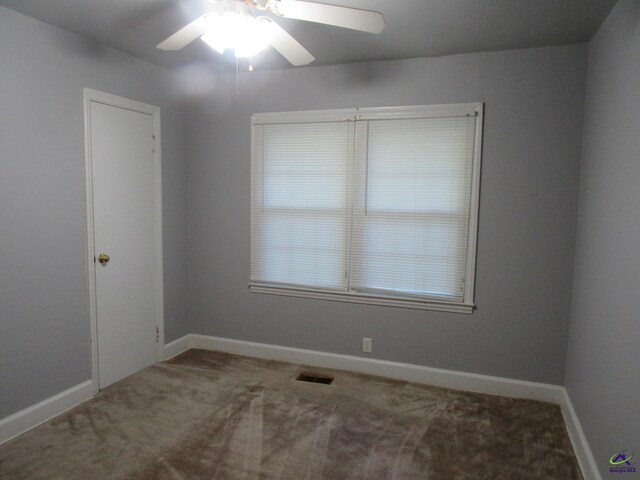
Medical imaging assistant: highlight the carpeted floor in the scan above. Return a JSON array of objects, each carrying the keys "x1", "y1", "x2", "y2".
[{"x1": 0, "y1": 349, "x2": 581, "y2": 479}]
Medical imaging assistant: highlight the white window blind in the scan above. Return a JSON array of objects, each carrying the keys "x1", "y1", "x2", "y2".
[
  {"x1": 350, "y1": 116, "x2": 475, "y2": 302},
  {"x1": 251, "y1": 104, "x2": 482, "y2": 313},
  {"x1": 251, "y1": 121, "x2": 353, "y2": 290}
]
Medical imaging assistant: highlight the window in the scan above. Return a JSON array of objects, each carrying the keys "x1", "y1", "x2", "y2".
[{"x1": 250, "y1": 103, "x2": 483, "y2": 313}]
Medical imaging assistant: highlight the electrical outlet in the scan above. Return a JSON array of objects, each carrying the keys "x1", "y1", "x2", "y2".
[{"x1": 362, "y1": 337, "x2": 372, "y2": 353}]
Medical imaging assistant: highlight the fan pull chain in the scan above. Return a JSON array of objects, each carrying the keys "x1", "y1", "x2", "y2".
[{"x1": 236, "y1": 56, "x2": 240, "y2": 95}]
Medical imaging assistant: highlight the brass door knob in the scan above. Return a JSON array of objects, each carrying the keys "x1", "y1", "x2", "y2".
[{"x1": 98, "y1": 253, "x2": 111, "y2": 264}]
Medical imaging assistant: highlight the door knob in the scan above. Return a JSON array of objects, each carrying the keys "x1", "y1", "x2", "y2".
[{"x1": 98, "y1": 253, "x2": 111, "y2": 264}]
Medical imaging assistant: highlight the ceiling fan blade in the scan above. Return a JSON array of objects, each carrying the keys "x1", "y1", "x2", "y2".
[
  {"x1": 268, "y1": 20, "x2": 315, "y2": 66},
  {"x1": 157, "y1": 14, "x2": 211, "y2": 51},
  {"x1": 275, "y1": 0, "x2": 385, "y2": 34}
]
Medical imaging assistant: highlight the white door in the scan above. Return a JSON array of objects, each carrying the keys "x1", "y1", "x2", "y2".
[{"x1": 85, "y1": 90, "x2": 162, "y2": 389}]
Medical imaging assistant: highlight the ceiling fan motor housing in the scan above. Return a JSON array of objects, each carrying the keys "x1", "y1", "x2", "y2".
[
  {"x1": 159, "y1": 0, "x2": 384, "y2": 66},
  {"x1": 250, "y1": 0, "x2": 272, "y2": 9}
]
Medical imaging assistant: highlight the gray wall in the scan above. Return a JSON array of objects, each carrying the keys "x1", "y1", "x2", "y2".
[
  {"x1": 186, "y1": 44, "x2": 586, "y2": 384},
  {"x1": 565, "y1": 0, "x2": 640, "y2": 476},
  {"x1": 0, "y1": 6, "x2": 188, "y2": 419}
]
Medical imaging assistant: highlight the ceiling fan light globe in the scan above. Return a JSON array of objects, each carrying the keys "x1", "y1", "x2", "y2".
[
  {"x1": 201, "y1": 29, "x2": 229, "y2": 53},
  {"x1": 200, "y1": 13, "x2": 229, "y2": 53},
  {"x1": 201, "y1": 34, "x2": 226, "y2": 54},
  {"x1": 200, "y1": 8, "x2": 273, "y2": 59},
  {"x1": 234, "y1": 17, "x2": 274, "y2": 57}
]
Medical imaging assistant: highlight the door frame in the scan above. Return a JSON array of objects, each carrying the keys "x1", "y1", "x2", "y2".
[{"x1": 83, "y1": 88, "x2": 164, "y2": 393}]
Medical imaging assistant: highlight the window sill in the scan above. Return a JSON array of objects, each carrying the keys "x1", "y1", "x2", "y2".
[{"x1": 249, "y1": 284, "x2": 475, "y2": 314}]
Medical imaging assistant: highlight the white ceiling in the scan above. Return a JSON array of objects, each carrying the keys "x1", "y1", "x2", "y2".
[{"x1": 0, "y1": 0, "x2": 617, "y2": 73}]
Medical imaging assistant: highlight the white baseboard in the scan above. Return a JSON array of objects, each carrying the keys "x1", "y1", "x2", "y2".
[
  {"x1": 170, "y1": 334, "x2": 565, "y2": 404},
  {"x1": 0, "y1": 334, "x2": 597, "y2": 480},
  {"x1": 164, "y1": 334, "x2": 191, "y2": 360},
  {"x1": 561, "y1": 389, "x2": 602, "y2": 480},
  {"x1": 0, "y1": 334, "x2": 190, "y2": 446},
  {"x1": 0, "y1": 380, "x2": 94, "y2": 445},
  {"x1": 168, "y1": 334, "x2": 600, "y2": 479}
]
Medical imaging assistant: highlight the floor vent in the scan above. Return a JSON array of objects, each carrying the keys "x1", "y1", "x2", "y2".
[{"x1": 296, "y1": 373, "x2": 334, "y2": 385}]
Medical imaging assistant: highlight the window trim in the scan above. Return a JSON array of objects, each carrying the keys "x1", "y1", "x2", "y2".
[
  {"x1": 249, "y1": 283, "x2": 475, "y2": 314},
  {"x1": 250, "y1": 103, "x2": 483, "y2": 314}
]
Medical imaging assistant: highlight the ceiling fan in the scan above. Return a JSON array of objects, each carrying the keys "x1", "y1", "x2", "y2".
[{"x1": 157, "y1": 0, "x2": 386, "y2": 66}]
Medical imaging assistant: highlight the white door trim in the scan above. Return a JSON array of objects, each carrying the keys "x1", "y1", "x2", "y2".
[{"x1": 83, "y1": 88, "x2": 164, "y2": 394}]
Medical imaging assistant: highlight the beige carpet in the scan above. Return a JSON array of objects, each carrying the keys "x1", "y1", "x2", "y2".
[{"x1": 0, "y1": 349, "x2": 581, "y2": 479}]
